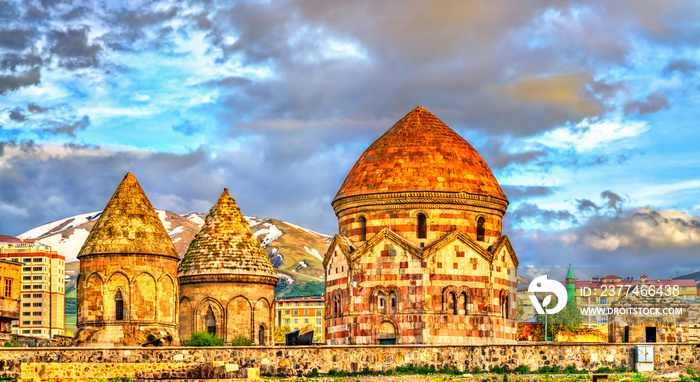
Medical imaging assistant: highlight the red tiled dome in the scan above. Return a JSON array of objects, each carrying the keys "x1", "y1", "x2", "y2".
[{"x1": 334, "y1": 106, "x2": 507, "y2": 203}]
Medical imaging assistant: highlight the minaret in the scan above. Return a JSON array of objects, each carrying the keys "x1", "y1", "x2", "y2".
[
  {"x1": 566, "y1": 263, "x2": 576, "y2": 303},
  {"x1": 75, "y1": 172, "x2": 180, "y2": 346}
]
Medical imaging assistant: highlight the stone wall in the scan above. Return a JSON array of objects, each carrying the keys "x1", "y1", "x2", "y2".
[
  {"x1": 9, "y1": 334, "x2": 73, "y2": 347},
  {"x1": 1, "y1": 343, "x2": 699, "y2": 378}
]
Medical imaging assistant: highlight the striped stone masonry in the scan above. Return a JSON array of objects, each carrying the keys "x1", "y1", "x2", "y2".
[{"x1": 324, "y1": 107, "x2": 518, "y2": 346}]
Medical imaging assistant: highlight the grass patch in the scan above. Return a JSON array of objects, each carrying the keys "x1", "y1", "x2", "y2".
[
  {"x1": 265, "y1": 363, "x2": 635, "y2": 378},
  {"x1": 681, "y1": 367, "x2": 700, "y2": 382}
]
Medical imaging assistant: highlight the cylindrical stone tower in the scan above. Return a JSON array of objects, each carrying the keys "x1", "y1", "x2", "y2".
[
  {"x1": 75, "y1": 172, "x2": 180, "y2": 346},
  {"x1": 178, "y1": 188, "x2": 278, "y2": 345}
]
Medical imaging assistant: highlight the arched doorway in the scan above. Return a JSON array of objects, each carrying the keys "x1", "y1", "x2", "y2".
[
  {"x1": 377, "y1": 321, "x2": 397, "y2": 345},
  {"x1": 205, "y1": 306, "x2": 217, "y2": 335},
  {"x1": 258, "y1": 324, "x2": 266, "y2": 345}
]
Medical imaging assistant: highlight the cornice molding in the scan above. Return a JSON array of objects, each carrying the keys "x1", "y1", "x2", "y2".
[
  {"x1": 332, "y1": 191, "x2": 508, "y2": 216},
  {"x1": 178, "y1": 273, "x2": 279, "y2": 286}
]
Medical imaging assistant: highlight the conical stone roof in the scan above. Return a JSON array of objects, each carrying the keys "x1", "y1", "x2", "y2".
[
  {"x1": 334, "y1": 106, "x2": 507, "y2": 203},
  {"x1": 178, "y1": 188, "x2": 277, "y2": 278},
  {"x1": 77, "y1": 172, "x2": 179, "y2": 260}
]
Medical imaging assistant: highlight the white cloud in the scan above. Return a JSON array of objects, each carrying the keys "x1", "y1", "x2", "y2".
[
  {"x1": 578, "y1": 207, "x2": 700, "y2": 251},
  {"x1": 632, "y1": 180, "x2": 700, "y2": 200},
  {"x1": 537, "y1": 118, "x2": 649, "y2": 152}
]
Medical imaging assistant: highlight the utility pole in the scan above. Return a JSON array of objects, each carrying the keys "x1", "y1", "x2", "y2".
[{"x1": 544, "y1": 310, "x2": 548, "y2": 341}]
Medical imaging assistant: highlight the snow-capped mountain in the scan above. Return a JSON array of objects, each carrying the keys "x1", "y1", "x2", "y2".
[
  {"x1": 18, "y1": 210, "x2": 332, "y2": 287},
  {"x1": 19, "y1": 209, "x2": 202, "y2": 260}
]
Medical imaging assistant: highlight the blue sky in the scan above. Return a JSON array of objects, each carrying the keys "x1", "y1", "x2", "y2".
[{"x1": 1, "y1": 1, "x2": 699, "y2": 272}]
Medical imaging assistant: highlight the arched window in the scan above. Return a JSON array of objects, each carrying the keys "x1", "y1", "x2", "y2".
[
  {"x1": 115, "y1": 289, "x2": 124, "y2": 321},
  {"x1": 476, "y1": 217, "x2": 485, "y2": 242},
  {"x1": 378, "y1": 293, "x2": 385, "y2": 314},
  {"x1": 462, "y1": 292, "x2": 470, "y2": 315},
  {"x1": 417, "y1": 213, "x2": 427, "y2": 239},
  {"x1": 205, "y1": 306, "x2": 216, "y2": 335},
  {"x1": 501, "y1": 291, "x2": 509, "y2": 319},
  {"x1": 334, "y1": 293, "x2": 342, "y2": 317},
  {"x1": 358, "y1": 216, "x2": 366, "y2": 241},
  {"x1": 451, "y1": 291, "x2": 458, "y2": 315},
  {"x1": 389, "y1": 292, "x2": 397, "y2": 314},
  {"x1": 258, "y1": 325, "x2": 266, "y2": 345}
]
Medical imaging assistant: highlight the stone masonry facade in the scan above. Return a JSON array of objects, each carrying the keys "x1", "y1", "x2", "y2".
[
  {"x1": 75, "y1": 173, "x2": 180, "y2": 346},
  {"x1": 178, "y1": 188, "x2": 277, "y2": 345},
  {"x1": 179, "y1": 276, "x2": 276, "y2": 345},
  {"x1": 324, "y1": 106, "x2": 518, "y2": 345}
]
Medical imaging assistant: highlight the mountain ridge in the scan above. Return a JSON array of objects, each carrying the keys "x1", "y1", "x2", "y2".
[{"x1": 19, "y1": 210, "x2": 331, "y2": 291}]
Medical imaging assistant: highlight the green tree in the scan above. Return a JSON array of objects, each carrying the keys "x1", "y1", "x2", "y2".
[
  {"x1": 535, "y1": 294, "x2": 583, "y2": 340},
  {"x1": 516, "y1": 300, "x2": 525, "y2": 322},
  {"x1": 274, "y1": 324, "x2": 292, "y2": 343}
]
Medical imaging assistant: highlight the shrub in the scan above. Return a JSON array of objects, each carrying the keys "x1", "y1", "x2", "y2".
[
  {"x1": 183, "y1": 331, "x2": 225, "y2": 346},
  {"x1": 3, "y1": 339, "x2": 22, "y2": 347},
  {"x1": 306, "y1": 368, "x2": 320, "y2": 377},
  {"x1": 513, "y1": 365, "x2": 531, "y2": 374},
  {"x1": 563, "y1": 365, "x2": 586, "y2": 374},
  {"x1": 230, "y1": 336, "x2": 253, "y2": 346}
]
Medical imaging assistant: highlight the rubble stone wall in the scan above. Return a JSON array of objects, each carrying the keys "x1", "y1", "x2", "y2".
[{"x1": 1, "y1": 343, "x2": 699, "y2": 378}]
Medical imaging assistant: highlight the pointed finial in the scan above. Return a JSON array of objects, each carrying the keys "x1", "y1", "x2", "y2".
[{"x1": 123, "y1": 172, "x2": 137, "y2": 182}]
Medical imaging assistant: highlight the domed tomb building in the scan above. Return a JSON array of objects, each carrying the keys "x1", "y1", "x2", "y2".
[
  {"x1": 324, "y1": 106, "x2": 518, "y2": 345},
  {"x1": 76, "y1": 172, "x2": 180, "y2": 346},
  {"x1": 178, "y1": 188, "x2": 278, "y2": 345}
]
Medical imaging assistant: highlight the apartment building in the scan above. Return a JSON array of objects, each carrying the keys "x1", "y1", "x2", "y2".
[
  {"x1": 574, "y1": 274, "x2": 697, "y2": 328},
  {"x1": 275, "y1": 297, "x2": 324, "y2": 342},
  {"x1": 0, "y1": 258, "x2": 21, "y2": 338},
  {"x1": 0, "y1": 238, "x2": 65, "y2": 338}
]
